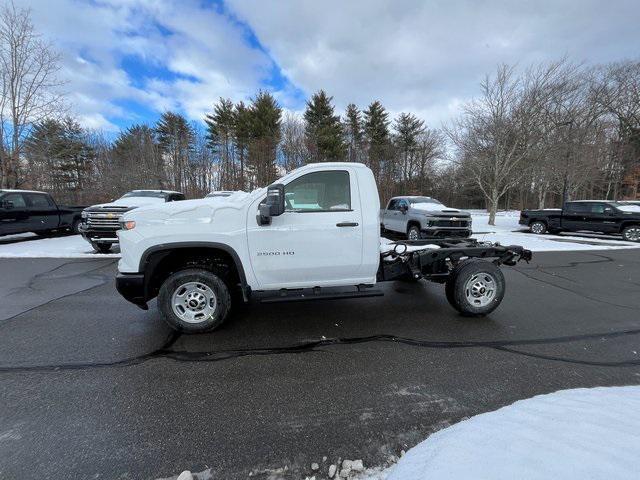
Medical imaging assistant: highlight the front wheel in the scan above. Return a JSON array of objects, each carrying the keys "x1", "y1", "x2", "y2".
[
  {"x1": 158, "y1": 269, "x2": 231, "y2": 333},
  {"x1": 445, "y1": 260, "x2": 505, "y2": 317},
  {"x1": 407, "y1": 225, "x2": 421, "y2": 241},
  {"x1": 529, "y1": 221, "x2": 547, "y2": 235},
  {"x1": 622, "y1": 225, "x2": 640, "y2": 242}
]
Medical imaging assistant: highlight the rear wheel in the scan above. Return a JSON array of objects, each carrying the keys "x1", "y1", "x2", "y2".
[
  {"x1": 71, "y1": 218, "x2": 81, "y2": 234},
  {"x1": 158, "y1": 268, "x2": 231, "y2": 333},
  {"x1": 622, "y1": 225, "x2": 640, "y2": 242},
  {"x1": 530, "y1": 221, "x2": 547, "y2": 235},
  {"x1": 407, "y1": 225, "x2": 421, "y2": 241},
  {"x1": 445, "y1": 260, "x2": 505, "y2": 316},
  {"x1": 91, "y1": 241, "x2": 112, "y2": 253}
]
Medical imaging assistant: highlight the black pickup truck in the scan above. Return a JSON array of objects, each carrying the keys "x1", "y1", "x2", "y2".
[
  {"x1": 520, "y1": 200, "x2": 640, "y2": 242},
  {"x1": 0, "y1": 190, "x2": 85, "y2": 237}
]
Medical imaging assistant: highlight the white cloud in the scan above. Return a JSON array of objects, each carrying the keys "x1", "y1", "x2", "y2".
[
  {"x1": 20, "y1": 0, "x2": 276, "y2": 127},
  {"x1": 228, "y1": 0, "x2": 640, "y2": 126}
]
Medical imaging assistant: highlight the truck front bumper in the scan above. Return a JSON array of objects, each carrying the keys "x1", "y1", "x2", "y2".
[{"x1": 115, "y1": 272, "x2": 148, "y2": 310}]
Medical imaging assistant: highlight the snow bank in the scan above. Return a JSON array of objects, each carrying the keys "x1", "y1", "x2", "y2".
[{"x1": 385, "y1": 386, "x2": 640, "y2": 480}]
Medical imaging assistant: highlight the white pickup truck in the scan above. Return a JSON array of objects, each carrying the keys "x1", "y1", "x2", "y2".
[{"x1": 116, "y1": 162, "x2": 531, "y2": 333}]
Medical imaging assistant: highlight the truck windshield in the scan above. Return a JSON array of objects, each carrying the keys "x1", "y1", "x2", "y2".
[
  {"x1": 408, "y1": 197, "x2": 442, "y2": 205},
  {"x1": 121, "y1": 191, "x2": 167, "y2": 199}
]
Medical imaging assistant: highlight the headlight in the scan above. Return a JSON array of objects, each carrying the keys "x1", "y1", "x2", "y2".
[
  {"x1": 120, "y1": 220, "x2": 136, "y2": 230},
  {"x1": 81, "y1": 210, "x2": 88, "y2": 219}
]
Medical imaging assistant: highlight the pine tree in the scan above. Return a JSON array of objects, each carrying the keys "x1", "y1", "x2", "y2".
[
  {"x1": 112, "y1": 125, "x2": 164, "y2": 192},
  {"x1": 24, "y1": 117, "x2": 93, "y2": 202},
  {"x1": 248, "y1": 91, "x2": 281, "y2": 188},
  {"x1": 233, "y1": 101, "x2": 252, "y2": 190},
  {"x1": 343, "y1": 103, "x2": 363, "y2": 163},
  {"x1": 304, "y1": 90, "x2": 346, "y2": 162},
  {"x1": 205, "y1": 99, "x2": 236, "y2": 190},
  {"x1": 394, "y1": 112, "x2": 425, "y2": 193},
  {"x1": 156, "y1": 112, "x2": 195, "y2": 193},
  {"x1": 363, "y1": 101, "x2": 391, "y2": 191}
]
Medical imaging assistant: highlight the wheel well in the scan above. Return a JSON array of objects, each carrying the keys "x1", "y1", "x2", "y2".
[
  {"x1": 530, "y1": 219, "x2": 547, "y2": 226},
  {"x1": 407, "y1": 220, "x2": 421, "y2": 232},
  {"x1": 145, "y1": 247, "x2": 243, "y2": 301},
  {"x1": 621, "y1": 222, "x2": 640, "y2": 232}
]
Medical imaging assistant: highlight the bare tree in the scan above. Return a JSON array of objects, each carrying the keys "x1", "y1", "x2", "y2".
[
  {"x1": 0, "y1": 1, "x2": 64, "y2": 187},
  {"x1": 280, "y1": 111, "x2": 308, "y2": 172}
]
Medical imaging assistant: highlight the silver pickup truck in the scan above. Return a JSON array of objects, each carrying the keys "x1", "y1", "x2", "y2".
[{"x1": 381, "y1": 196, "x2": 472, "y2": 240}]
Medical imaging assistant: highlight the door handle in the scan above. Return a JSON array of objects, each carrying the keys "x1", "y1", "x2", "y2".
[{"x1": 336, "y1": 222, "x2": 359, "y2": 227}]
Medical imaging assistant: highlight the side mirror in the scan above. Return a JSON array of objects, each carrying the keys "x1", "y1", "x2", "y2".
[
  {"x1": 400, "y1": 204, "x2": 408, "y2": 214},
  {"x1": 604, "y1": 207, "x2": 614, "y2": 215},
  {"x1": 258, "y1": 183, "x2": 285, "y2": 226}
]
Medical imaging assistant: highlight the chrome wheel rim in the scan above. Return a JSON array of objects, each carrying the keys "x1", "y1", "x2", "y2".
[
  {"x1": 408, "y1": 228, "x2": 419, "y2": 240},
  {"x1": 531, "y1": 223, "x2": 544, "y2": 234},
  {"x1": 624, "y1": 227, "x2": 640, "y2": 242},
  {"x1": 464, "y1": 272, "x2": 497, "y2": 307},
  {"x1": 171, "y1": 282, "x2": 217, "y2": 324}
]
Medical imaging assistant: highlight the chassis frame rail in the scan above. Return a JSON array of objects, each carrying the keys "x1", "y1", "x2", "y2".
[{"x1": 378, "y1": 237, "x2": 532, "y2": 283}]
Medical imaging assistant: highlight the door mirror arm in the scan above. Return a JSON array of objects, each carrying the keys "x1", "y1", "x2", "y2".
[{"x1": 257, "y1": 183, "x2": 285, "y2": 226}]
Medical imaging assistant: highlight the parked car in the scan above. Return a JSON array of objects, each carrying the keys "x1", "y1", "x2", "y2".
[
  {"x1": 0, "y1": 189, "x2": 85, "y2": 237},
  {"x1": 80, "y1": 190, "x2": 185, "y2": 253},
  {"x1": 519, "y1": 200, "x2": 640, "y2": 242},
  {"x1": 115, "y1": 163, "x2": 531, "y2": 333},
  {"x1": 381, "y1": 196, "x2": 472, "y2": 240},
  {"x1": 205, "y1": 191, "x2": 235, "y2": 199}
]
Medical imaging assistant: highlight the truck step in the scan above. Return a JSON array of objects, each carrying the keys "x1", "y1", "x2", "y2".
[{"x1": 260, "y1": 288, "x2": 384, "y2": 304}]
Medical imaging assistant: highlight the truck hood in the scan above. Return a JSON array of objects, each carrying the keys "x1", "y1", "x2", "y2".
[
  {"x1": 87, "y1": 197, "x2": 166, "y2": 210},
  {"x1": 124, "y1": 190, "x2": 263, "y2": 225},
  {"x1": 412, "y1": 204, "x2": 470, "y2": 216}
]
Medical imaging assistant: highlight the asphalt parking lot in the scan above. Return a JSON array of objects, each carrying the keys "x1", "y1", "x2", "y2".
[{"x1": 1, "y1": 249, "x2": 640, "y2": 479}]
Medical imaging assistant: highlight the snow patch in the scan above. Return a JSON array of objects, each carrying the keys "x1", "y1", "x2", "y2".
[{"x1": 379, "y1": 386, "x2": 640, "y2": 480}]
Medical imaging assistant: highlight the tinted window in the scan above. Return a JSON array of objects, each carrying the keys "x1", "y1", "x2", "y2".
[
  {"x1": 590, "y1": 203, "x2": 610, "y2": 214},
  {"x1": 398, "y1": 199, "x2": 409, "y2": 209},
  {"x1": 566, "y1": 203, "x2": 589, "y2": 213},
  {"x1": 387, "y1": 199, "x2": 398, "y2": 210},
  {"x1": 26, "y1": 193, "x2": 53, "y2": 208},
  {"x1": 284, "y1": 170, "x2": 351, "y2": 212},
  {"x1": 2, "y1": 193, "x2": 26, "y2": 208}
]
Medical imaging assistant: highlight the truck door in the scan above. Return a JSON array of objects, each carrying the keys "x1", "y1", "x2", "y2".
[
  {"x1": 246, "y1": 168, "x2": 365, "y2": 289},
  {"x1": 562, "y1": 202, "x2": 589, "y2": 231},
  {"x1": 25, "y1": 193, "x2": 59, "y2": 232},
  {"x1": 0, "y1": 193, "x2": 29, "y2": 234},
  {"x1": 586, "y1": 202, "x2": 618, "y2": 233},
  {"x1": 384, "y1": 199, "x2": 399, "y2": 232}
]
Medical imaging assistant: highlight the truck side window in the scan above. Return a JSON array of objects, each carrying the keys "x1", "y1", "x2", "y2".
[
  {"x1": 284, "y1": 170, "x2": 351, "y2": 212},
  {"x1": 387, "y1": 199, "x2": 398, "y2": 210},
  {"x1": 3, "y1": 193, "x2": 27, "y2": 208},
  {"x1": 26, "y1": 194, "x2": 52, "y2": 209}
]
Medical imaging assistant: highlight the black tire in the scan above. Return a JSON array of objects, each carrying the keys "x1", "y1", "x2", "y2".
[
  {"x1": 445, "y1": 260, "x2": 505, "y2": 317},
  {"x1": 529, "y1": 221, "x2": 547, "y2": 235},
  {"x1": 622, "y1": 225, "x2": 640, "y2": 242},
  {"x1": 407, "y1": 224, "x2": 421, "y2": 241},
  {"x1": 71, "y1": 218, "x2": 81, "y2": 235},
  {"x1": 158, "y1": 268, "x2": 231, "y2": 333},
  {"x1": 91, "y1": 242, "x2": 112, "y2": 253}
]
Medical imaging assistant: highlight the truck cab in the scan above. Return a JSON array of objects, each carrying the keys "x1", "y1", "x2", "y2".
[{"x1": 116, "y1": 163, "x2": 530, "y2": 333}]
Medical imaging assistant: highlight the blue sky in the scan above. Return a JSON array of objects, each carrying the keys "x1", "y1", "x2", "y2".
[{"x1": 20, "y1": 0, "x2": 640, "y2": 132}]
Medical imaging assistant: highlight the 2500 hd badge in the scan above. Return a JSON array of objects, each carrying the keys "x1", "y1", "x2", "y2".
[{"x1": 256, "y1": 251, "x2": 295, "y2": 256}]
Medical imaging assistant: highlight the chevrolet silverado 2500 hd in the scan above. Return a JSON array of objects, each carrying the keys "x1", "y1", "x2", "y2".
[
  {"x1": 80, "y1": 190, "x2": 185, "y2": 253},
  {"x1": 116, "y1": 163, "x2": 531, "y2": 333},
  {"x1": 381, "y1": 196, "x2": 472, "y2": 239}
]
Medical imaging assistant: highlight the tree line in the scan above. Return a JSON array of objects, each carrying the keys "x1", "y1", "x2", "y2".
[{"x1": 1, "y1": 2, "x2": 638, "y2": 224}]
